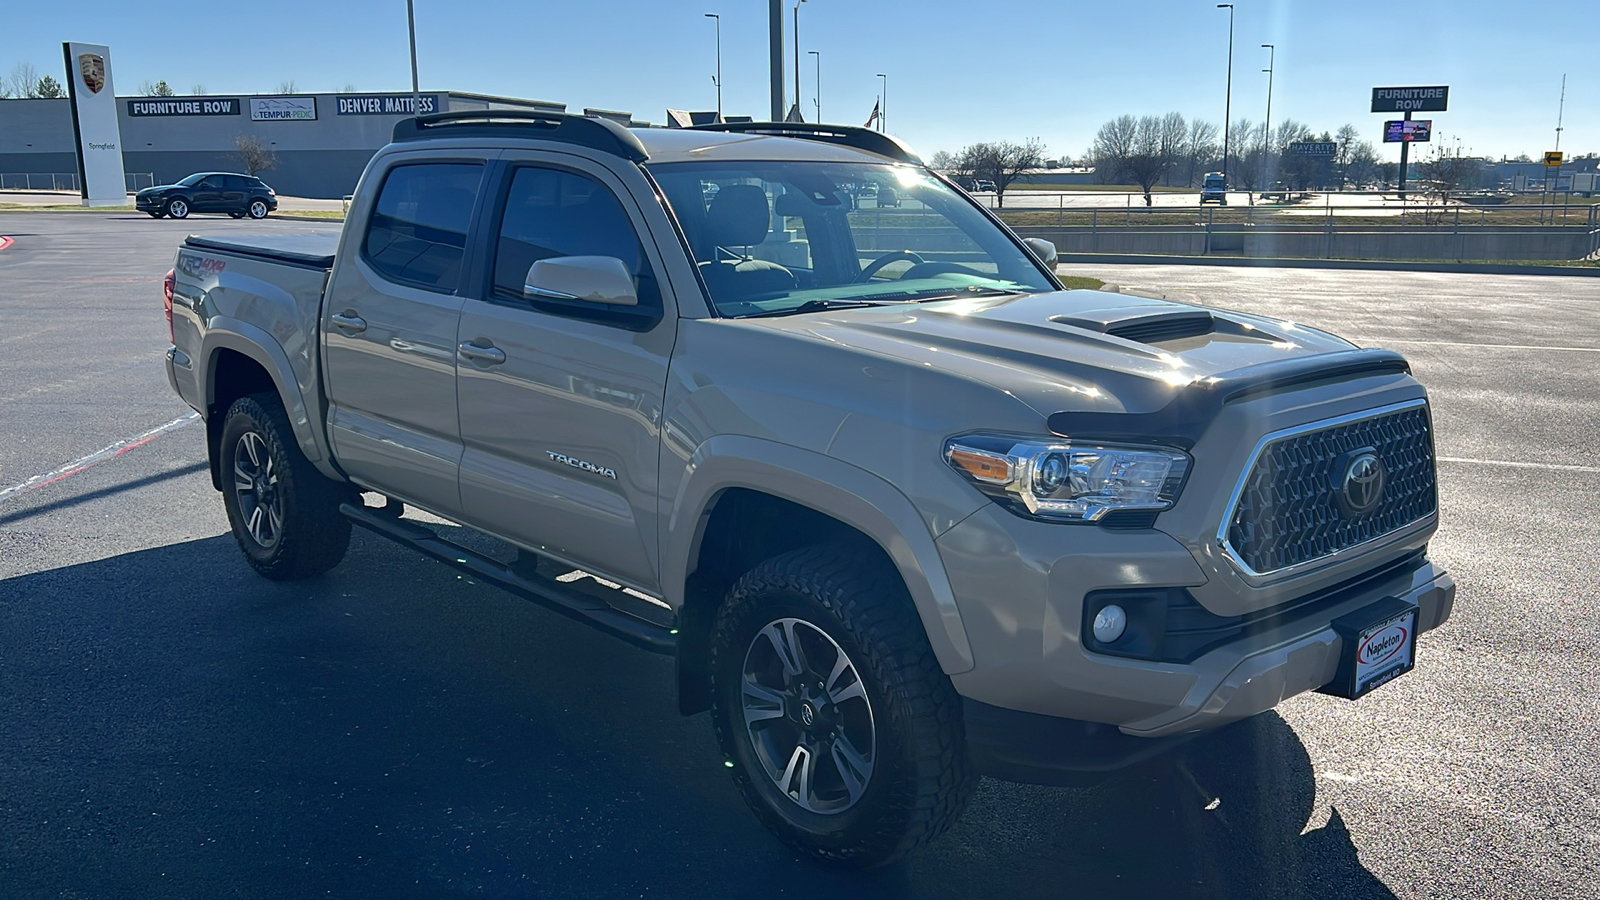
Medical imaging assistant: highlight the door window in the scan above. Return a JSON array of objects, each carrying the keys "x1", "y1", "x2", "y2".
[
  {"x1": 490, "y1": 166, "x2": 660, "y2": 318},
  {"x1": 363, "y1": 162, "x2": 483, "y2": 293}
]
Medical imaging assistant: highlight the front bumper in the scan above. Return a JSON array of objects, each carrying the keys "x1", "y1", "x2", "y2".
[
  {"x1": 136, "y1": 194, "x2": 164, "y2": 211},
  {"x1": 937, "y1": 503, "x2": 1454, "y2": 780}
]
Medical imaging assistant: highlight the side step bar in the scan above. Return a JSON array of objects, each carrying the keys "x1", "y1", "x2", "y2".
[{"x1": 340, "y1": 502, "x2": 677, "y2": 656}]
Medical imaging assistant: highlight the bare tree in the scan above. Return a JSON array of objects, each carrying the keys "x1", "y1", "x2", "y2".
[
  {"x1": 1184, "y1": 119, "x2": 1220, "y2": 187},
  {"x1": 1089, "y1": 115, "x2": 1138, "y2": 184},
  {"x1": 232, "y1": 135, "x2": 280, "y2": 177},
  {"x1": 7, "y1": 63, "x2": 43, "y2": 98},
  {"x1": 139, "y1": 79, "x2": 176, "y2": 96},
  {"x1": 277, "y1": 80, "x2": 298, "y2": 94},
  {"x1": 1415, "y1": 138, "x2": 1482, "y2": 223},
  {"x1": 1157, "y1": 112, "x2": 1188, "y2": 186},
  {"x1": 953, "y1": 139, "x2": 1047, "y2": 208},
  {"x1": 926, "y1": 150, "x2": 955, "y2": 171},
  {"x1": 191, "y1": 84, "x2": 208, "y2": 95},
  {"x1": 35, "y1": 75, "x2": 65, "y2": 98}
]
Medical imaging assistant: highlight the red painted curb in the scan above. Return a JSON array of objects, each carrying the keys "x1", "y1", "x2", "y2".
[{"x1": 0, "y1": 236, "x2": 13, "y2": 251}]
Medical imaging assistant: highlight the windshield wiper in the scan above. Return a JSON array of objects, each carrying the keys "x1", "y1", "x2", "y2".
[
  {"x1": 904, "y1": 287, "x2": 1027, "y2": 303},
  {"x1": 741, "y1": 298, "x2": 887, "y2": 318}
]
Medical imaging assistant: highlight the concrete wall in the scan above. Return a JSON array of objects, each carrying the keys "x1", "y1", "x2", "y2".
[{"x1": 1013, "y1": 224, "x2": 1600, "y2": 262}]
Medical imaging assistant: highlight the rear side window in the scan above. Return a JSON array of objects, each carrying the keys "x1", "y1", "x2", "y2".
[
  {"x1": 224, "y1": 175, "x2": 250, "y2": 191},
  {"x1": 364, "y1": 163, "x2": 483, "y2": 293}
]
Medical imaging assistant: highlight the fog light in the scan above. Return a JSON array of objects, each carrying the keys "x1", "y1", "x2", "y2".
[{"x1": 1092, "y1": 605, "x2": 1127, "y2": 643}]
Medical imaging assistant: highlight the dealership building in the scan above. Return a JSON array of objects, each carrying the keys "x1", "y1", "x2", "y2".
[{"x1": 0, "y1": 91, "x2": 655, "y2": 199}]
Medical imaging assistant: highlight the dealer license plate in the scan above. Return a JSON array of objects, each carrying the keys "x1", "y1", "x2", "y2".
[{"x1": 1319, "y1": 598, "x2": 1419, "y2": 700}]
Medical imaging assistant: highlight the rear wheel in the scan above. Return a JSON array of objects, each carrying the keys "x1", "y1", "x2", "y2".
[
  {"x1": 219, "y1": 393, "x2": 352, "y2": 580},
  {"x1": 165, "y1": 197, "x2": 189, "y2": 219},
  {"x1": 710, "y1": 545, "x2": 974, "y2": 868},
  {"x1": 248, "y1": 199, "x2": 269, "y2": 219}
]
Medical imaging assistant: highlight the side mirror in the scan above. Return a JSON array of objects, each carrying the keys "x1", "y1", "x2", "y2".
[
  {"x1": 525, "y1": 256, "x2": 638, "y2": 307},
  {"x1": 1023, "y1": 237, "x2": 1058, "y2": 266}
]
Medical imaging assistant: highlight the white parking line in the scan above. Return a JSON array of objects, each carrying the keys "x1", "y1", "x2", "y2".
[
  {"x1": 0, "y1": 412, "x2": 201, "y2": 504},
  {"x1": 1438, "y1": 456, "x2": 1600, "y2": 474},
  {"x1": 1377, "y1": 339, "x2": 1600, "y2": 354}
]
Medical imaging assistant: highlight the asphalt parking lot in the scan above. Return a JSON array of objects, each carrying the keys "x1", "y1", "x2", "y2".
[{"x1": 2, "y1": 211, "x2": 1597, "y2": 898}]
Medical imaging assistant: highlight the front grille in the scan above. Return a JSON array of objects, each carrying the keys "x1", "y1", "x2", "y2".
[{"x1": 1224, "y1": 403, "x2": 1437, "y2": 575}]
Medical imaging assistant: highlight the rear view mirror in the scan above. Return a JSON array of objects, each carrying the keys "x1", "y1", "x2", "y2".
[
  {"x1": 1023, "y1": 238, "x2": 1058, "y2": 266},
  {"x1": 525, "y1": 256, "x2": 638, "y2": 307}
]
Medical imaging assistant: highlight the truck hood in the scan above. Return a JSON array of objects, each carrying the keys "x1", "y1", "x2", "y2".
[{"x1": 741, "y1": 289, "x2": 1371, "y2": 419}]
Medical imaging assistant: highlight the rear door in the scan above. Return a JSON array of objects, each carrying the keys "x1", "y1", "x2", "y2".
[
  {"x1": 221, "y1": 175, "x2": 251, "y2": 211},
  {"x1": 322, "y1": 154, "x2": 490, "y2": 516},
  {"x1": 455, "y1": 155, "x2": 676, "y2": 590}
]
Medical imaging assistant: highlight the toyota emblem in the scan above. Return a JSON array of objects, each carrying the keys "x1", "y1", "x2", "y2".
[{"x1": 1339, "y1": 452, "x2": 1387, "y2": 515}]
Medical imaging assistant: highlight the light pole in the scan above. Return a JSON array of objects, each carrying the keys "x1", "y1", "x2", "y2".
[
  {"x1": 406, "y1": 0, "x2": 422, "y2": 115},
  {"x1": 1218, "y1": 4, "x2": 1234, "y2": 184},
  {"x1": 793, "y1": 0, "x2": 807, "y2": 120},
  {"x1": 704, "y1": 13, "x2": 722, "y2": 121},
  {"x1": 877, "y1": 72, "x2": 887, "y2": 133},
  {"x1": 808, "y1": 50, "x2": 820, "y2": 122},
  {"x1": 1261, "y1": 43, "x2": 1274, "y2": 192}
]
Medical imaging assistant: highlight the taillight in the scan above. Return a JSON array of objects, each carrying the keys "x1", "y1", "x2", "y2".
[{"x1": 163, "y1": 268, "x2": 175, "y2": 342}]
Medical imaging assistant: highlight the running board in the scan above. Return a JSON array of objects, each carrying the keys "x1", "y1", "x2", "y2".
[{"x1": 339, "y1": 502, "x2": 677, "y2": 655}]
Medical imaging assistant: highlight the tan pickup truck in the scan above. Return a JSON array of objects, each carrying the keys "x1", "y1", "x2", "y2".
[{"x1": 164, "y1": 113, "x2": 1454, "y2": 867}]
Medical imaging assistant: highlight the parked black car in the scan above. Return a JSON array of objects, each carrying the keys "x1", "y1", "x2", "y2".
[{"x1": 137, "y1": 173, "x2": 278, "y2": 220}]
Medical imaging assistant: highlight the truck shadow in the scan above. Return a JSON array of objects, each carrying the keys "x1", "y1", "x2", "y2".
[{"x1": 0, "y1": 529, "x2": 1397, "y2": 900}]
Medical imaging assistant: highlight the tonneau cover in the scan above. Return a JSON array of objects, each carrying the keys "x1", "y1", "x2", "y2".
[{"x1": 185, "y1": 232, "x2": 339, "y2": 269}]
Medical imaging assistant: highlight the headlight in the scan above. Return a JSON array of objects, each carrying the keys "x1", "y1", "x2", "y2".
[{"x1": 944, "y1": 434, "x2": 1190, "y2": 523}]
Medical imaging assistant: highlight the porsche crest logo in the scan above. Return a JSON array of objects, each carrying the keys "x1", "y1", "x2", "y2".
[{"x1": 77, "y1": 53, "x2": 106, "y2": 94}]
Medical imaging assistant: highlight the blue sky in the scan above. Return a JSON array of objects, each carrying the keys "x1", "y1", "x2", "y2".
[{"x1": 4, "y1": 0, "x2": 1593, "y2": 162}]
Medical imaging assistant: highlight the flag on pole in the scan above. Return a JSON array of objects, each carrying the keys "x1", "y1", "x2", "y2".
[{"x1": 864, "y1": 100, "x2": 880, "y2": 130}]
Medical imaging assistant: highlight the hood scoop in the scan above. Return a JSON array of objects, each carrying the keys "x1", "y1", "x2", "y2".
[{"x1": 1050, "y1": 309, "x2": 1217, "y2": 345}]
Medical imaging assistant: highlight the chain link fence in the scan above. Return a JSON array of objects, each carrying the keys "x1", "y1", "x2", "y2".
[{"x1": 0, "y1": 173, "x2": 156, "y2": 192}]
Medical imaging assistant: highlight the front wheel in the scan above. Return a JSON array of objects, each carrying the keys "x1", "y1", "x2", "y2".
[
  {"x1": 219, "y1": 393, "x2": 352, "y2": 580},
  {"x1": 710, "y1": 545, "x2": 974, "y2": 868},
  {"x1": 165, "y1": 197, "x2": 189, "y2": 219}
]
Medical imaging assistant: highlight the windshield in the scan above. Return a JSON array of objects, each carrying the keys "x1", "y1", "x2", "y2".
[
  {"x1": 177, "y1": 173, "x2": 208, "y2": 186},
  {"x1": 650, "y1": 161, "x2": 1056, "y2": 317}
]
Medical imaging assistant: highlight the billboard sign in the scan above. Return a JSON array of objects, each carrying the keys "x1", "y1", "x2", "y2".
[
  {"x1": 1384, "y1": 120, "x2": 1432, "y2": 143},
  {"x1": 61, "y1": 41, "x2": 126, "y2": 207},
  {"x1": 250, "y1": 97, "x2": 318, "y2": 121},
  {"x1": 1371, "y1": 86, "x2": 1449, "y2": 113},
  {"x1": 336, "y1": 94, "x2": 440, "y2": 115},
  {"x1": 1289, "y1": 141, "x2": 1338, "y2": 157},
  {"x1": 127, "y1": 97, "x2": 240, "y2": 117}
]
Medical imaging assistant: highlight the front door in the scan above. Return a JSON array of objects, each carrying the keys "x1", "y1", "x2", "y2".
[
  {"x1": 191, "y1": 175, "x2": 227, "y2": 212},
  {"x1": 322, "y1": 157, "x2": 487, "y2": 516},
  {"x1": 456, "y1": 159, "x2": 676, "y2": 590}
]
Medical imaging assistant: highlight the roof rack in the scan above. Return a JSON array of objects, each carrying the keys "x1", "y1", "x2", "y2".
[
  {"x1": 687, "y1": 122, "x2": 923, "y2": 166},
  {"x1": 392, "y1": 110, "x2": 648, "y2": 162}
]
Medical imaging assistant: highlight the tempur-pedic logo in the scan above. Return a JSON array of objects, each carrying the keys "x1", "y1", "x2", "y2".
[{"x1": 547, "y1": 451, "x2": 617, "y2": 480}]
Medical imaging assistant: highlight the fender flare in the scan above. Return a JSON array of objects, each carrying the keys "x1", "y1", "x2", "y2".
[
  {"x1": 200, "y1": 320, "x2": 340, "y2": 481},
  {"x1": 663, "y1": 435, "x2": 975, "y2": 675}
]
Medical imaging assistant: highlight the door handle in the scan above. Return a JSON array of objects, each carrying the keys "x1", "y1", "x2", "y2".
[
  {"x1": 330, "y1": 312, "x2": 367, "y2": 334},
  {"x1": 457, "y1": 341, "x2": 506, "y2": 365}
]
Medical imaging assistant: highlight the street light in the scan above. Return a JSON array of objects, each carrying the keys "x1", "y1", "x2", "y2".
[
  {"x1": 406, "y1": 0, "x2": 422, "y2": 115},
  {"x1": 704, "y1": 13, "x2": 722, "y2": 121},
  {"x1": 808, "y1": 50, "x2": 820, "y2": 122},
  {"x1": 1261, "y1": 43, "x2": 1274, "y2": 192},
  {"x1": 1218, "y1": 4, "x2": 1234, "y2": 183},
  {"x1": 877, "y1": 72, "x2": 887, "y2": 133},
  {"x1": 793, "y1": 0, "x2": 807, "y2": 120}
]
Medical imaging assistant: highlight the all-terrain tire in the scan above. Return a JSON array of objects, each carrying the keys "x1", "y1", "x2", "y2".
[
  {"x1": 219, "y1": 393, "x2": 352, "y2": 580},
  {"x1": 710, "y1": 544, "x2": 974, "y2": 868}
]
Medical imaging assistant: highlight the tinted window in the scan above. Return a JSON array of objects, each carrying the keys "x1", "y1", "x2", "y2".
[
  {"x1": 224, "y1": 176, "x2": 250, "y2": 191},
  {"x1": 177, "y1": 173, "x2": 206, "y2": 187},
  {"x1": 491, "y1": 166, "x2": 659, "y2": 311},
  {"x1": 363, "y1": 163, "x2": 482, "y2": 293}
]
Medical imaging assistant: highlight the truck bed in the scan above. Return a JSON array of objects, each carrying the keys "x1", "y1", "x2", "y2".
[{"x1": 185, "y1": 232, "x2": 338, "y2": 270}]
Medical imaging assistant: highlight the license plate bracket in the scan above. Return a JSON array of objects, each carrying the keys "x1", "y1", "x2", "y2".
[{"x1": 1318, "y1": 597, "x2": 1419, "y2": 700}]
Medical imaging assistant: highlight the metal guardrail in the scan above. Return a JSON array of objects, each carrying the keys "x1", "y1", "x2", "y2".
[{"x1": 0, "y1": 173, "x2": 156, "y2": 192}]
